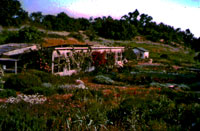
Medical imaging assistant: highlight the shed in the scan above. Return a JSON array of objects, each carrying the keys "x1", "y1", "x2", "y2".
[
  {"x1": 0, "y1": 43, "x2": 38, "y2": 74},
  {"x1": 133, "y1": 47, "x2": 149, "y2": 59}
]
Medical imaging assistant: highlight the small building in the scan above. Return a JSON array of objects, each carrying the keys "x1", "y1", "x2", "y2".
[
  {"x1": 133, "y1": 47, "x2": 149, "y2": 59},
  {"x1": 52, "y1": 46, "x2": 125, "y2": 76},
  {"x1": 0, "y1": 43, "x2": 38, "y2": 74}
]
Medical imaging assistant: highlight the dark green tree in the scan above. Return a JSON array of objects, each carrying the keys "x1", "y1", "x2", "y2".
[
  {"x1": 18, "y1": 26, "x2": 43, "y2": 43},
  {"x1": 0, "y1": 0, "x2": 28, "y2": 26},
  {"x1": 30, "y1": 12, "x2": 43, "y2": 24}
]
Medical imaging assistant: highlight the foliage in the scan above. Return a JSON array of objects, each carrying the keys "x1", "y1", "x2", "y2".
[
  {"x1": 123, "y1": 47, "x2": 137, "y2": 60},
  {"x1": 18, "y1": 26, "x2": 43, "y2": 43},
  {"x1": 85, "y1": 28, "x2": 98, "y2": 41},
  {"x1": 189, "y1": 82, "x2": 200, "y2": 91},
  {"x1": 68, "y1": 32, "x2": 84, "y2": 42},
  {"x1": 93, "y1": 75, "x2": 115, "y2": 85},
  {"x1": 23, "y1": 86, "x2": 56, "y2": 96},
  {"x1": 66, "y1": 49, "x2": 93, "y2": 72},
  {"x1": 19, "y1": 48, "x2": 52, "y2": 72},
  {"x1": 0, "y1": 30, "x2": 19, "y2": 44},
  {"x1": 114, "y1": 71, "x2": 198, "y2": 85},
  {"x1": 160, "y1": 54, "x2": 169, "y2": 59},
  {"x1": 0, "y1": 89, "x2": 16, "y2": 98},
  {"x1": 92, "y1": 51, "x2": 107, "y2": 71},
  {"x1": 26, "y1": 69, "x2": 55, "y2": 83},
  {"x1": 4, "y1": 73, "x2": 42, "y2": 91},
  {"x1": 0, "y1": 0, "x2": 28, "y2": 26}
]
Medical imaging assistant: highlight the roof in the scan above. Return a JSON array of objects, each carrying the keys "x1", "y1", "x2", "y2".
[
  {"x1": 0, "y1": 43, "x2": 38, "y2": 56},
  {"x1": 55, "y1": 46, "x2": 124, "y2": 50},
  {"x1": 0, "y1": 58, "x2": 19, "y2": 62},
  {"x1": 42, "y1": 38, "x2": 91, "y2": 47},
  {"x1": 134, "y1": 47, "x2": 149, "y2": 52}
]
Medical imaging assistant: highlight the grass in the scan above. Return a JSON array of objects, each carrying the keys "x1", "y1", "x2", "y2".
[{"x1": 114, "y1": 41, "x2": 197, "y2": 67}]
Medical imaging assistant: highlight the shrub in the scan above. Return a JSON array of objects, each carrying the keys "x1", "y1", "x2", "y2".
[
  {"x1": 189, "y1": 82, "x2": 200, "y2": 91},
  {"x1": 0, "y1": 30, "x2": 19, "y2": 44},
  {"x1": 68, "y1": 32, "x2": 84, "y2": 42},
  {"x1": 19, "y1": 48, "x2": 53, "y2": 72},
  {"x1": 160, "y1": 54, "x2": 169, "y2": 59},
  {"x1": 123, "y1": 47, "x2": 137, "y2": 60},
  {"x1": 93, "y1": 75, "x2": 114, "y2": 85},
  {"x1": 0, "y1": 89, "x2": 17, "y2": 98},
  {"x1": 4, "y1": 73, "x2": 42, "y2": 91},
  {"x1": 23, "y1": 86, "x2": 56, "y2": 96},
  {"x1": 85, "y1": 29, "x2": 97, "y2": 41},
  {"x1": 27, "y1": 69, "x2": 54, "y2": 83},
  {"x1": 18, "y1": 26, "x2": 43, "y2": 43}
]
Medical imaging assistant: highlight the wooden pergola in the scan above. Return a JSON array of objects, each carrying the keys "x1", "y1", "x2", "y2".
[{"x1": 0, "y1": 58, "x2": 19, "y2": 74}]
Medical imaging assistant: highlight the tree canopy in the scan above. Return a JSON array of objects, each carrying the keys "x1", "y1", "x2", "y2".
[{"x1": 0, "y1": 0, "x2": 28, "y2": 26}]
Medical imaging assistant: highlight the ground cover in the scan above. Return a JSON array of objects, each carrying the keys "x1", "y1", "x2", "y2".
[{"x1": 0, "y1": 68, "x2": 200, "y2": 130}]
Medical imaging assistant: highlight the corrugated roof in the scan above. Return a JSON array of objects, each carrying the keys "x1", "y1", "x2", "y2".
[
  {"x1": 0, "y1": 44, "x2": 35, "y2": 55},
  {"x1": 134, "y1": 47, "x2": 149, "y2": 52}
]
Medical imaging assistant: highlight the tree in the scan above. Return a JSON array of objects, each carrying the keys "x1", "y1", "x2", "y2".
[
  {"x1": 18, "y1": 27, "x2": 43, "y2": 43},
  {"x1": 30, "y1": 12, "x2": 43, "y2": 24},
  {"x1": 0, "y1": 0, "x2": 28, "y2": 26}
]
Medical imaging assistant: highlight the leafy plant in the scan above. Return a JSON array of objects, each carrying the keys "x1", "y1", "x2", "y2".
[
  {"x1": 0, "y1": 89, "x2": 16, "y2": 98},
  {"x1": 18, "y1": 26, "x2": 43, "y2": 43},
  {"x1": 23, "y1": 86, "x2": 56, "y2": 96},
  {"x1": 93, "y1": 75, "x2": 114, "y2": 85},
  {"x1": 68, "y1": 32, "x2": 84, "y2": 42},
  {"x1": 4, "y1": 73, "x2": 42, "y2": 91}
]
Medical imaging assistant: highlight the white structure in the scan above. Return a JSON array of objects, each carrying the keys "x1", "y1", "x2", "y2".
[
  {"x1": 52, "y1": 47, "x2": 125, "y2": 76},
  {"x1": 133, "y1": 47, "x2": 149, "y2": 59},
  {"x1": 0, "y1": 43, "x2": 38, "y2": 74}
]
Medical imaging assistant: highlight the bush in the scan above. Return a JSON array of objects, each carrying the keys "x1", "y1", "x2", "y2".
[
  {"x1": 123, "y1": 47, "x2": 137, "y2": 60},
  {"x1": 23, "y1": 86, "x2": 56, "y2": 96},
  {"x1": 18, "y1": 26, "x2": 43, "y2": 43},
  {"x1": 4, "y1": 73, "x2": 42, "y2": 91},
  {"x1": 160, "y1": 54, "x2": 169, "y2": 59},
  {"x1": 0, "y1": 89, "x2": 17, "y2": 98},
  {"x1": 0, "y1": 30, "x2": 19, "y2": 44},
  {"x1": 93, "y1": 75, "x2": 114, "y2": 85},
  {"x1": 189, "y1": 82, "x2": 200, "y2": 91},
  {"x1": 68, "y1": 32, "x2": 84, "y2": 42},
  {"x1": 27, "y1": 69, "x2": 54, "y2": 83}
]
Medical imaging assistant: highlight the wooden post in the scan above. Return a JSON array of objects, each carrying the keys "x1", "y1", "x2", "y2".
[{"x1": 15, "y1": 61, "x2": 17, "y2": 74}]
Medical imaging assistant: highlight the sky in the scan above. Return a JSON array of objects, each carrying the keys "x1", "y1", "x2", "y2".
[{"x1": 19, "y1": 0, "x2": 200, "y2": 37}]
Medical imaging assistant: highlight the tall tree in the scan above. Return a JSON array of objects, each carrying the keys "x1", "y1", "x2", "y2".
[
  {"x1": 30, "y1": 12, "x2": 43, "y2": 24},
  {"x1": 0, "y1": 0, "x2": 28, "y2": 26}
]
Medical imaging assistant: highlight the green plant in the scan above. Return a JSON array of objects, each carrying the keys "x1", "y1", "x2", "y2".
[
  {"x1": 18, "y1": 26, "x2": 43, "y2": 43},
  {"x1": 68, "y1": 32, "x2": 84, "y2": 42},
  {"x1": 123, "y1": 47, "x2": 137, "y2": 60},
  {"x1": 23, "y1": 86, "x2": 56, "y2": 96},
  {"x1": 4, "y1": 73, "x2": 42, "y2": 91},
  {"x1": 0, "y1": 89, "x2": 16, "y2": 98},
  {"x1": 93, "y1": 75, "x2": 114, "y2": 85}
]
